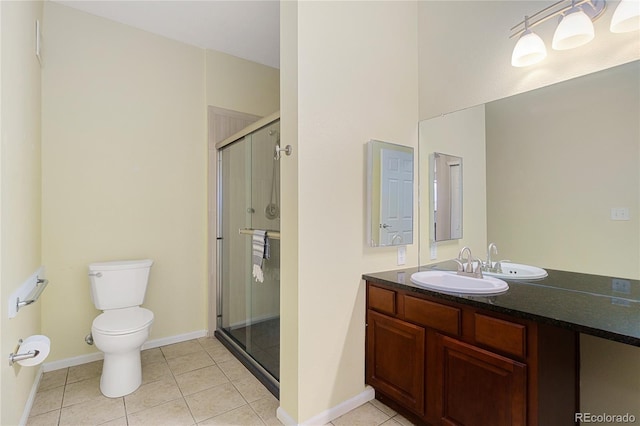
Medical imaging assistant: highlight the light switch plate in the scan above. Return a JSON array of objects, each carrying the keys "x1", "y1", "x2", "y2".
[{"x1": 611, "y1": 207, "x2": 630, "y2": 221}]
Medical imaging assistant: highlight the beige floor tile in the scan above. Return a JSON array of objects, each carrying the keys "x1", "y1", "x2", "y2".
[
  {"x1": 26, "y1": 409, "x2": 60, "y2": 426},
  {"x1": 127, "y1": 398, "x2": 195, "y2": 426},
  {"x1": 197, "y1": 336, "x2": 222, "y2": 351},
  {"x1": 167, "y1": 350, "x2": 215, "y2": 376},
  {"x1": 124, "y1": 376, "x2": 183, "y2": 414},
  {"x1": 204, "y1": 343, "x2": 235, "y2": 364},
  {"x1": 331, "y1": 402, "x2": 391, "y2": 426},
  {"x1": 232, "y1": 375, "x2": 272, "y2": 403},
  {"x1": 67, "y1": 359, "x2": 103, "y2": 384},
  {"x1": 142, "y1": 359, "x2": 173, "y2": 385},
  {"x1": 216, "y1": 358, "x2": 253, "y2": 382},
  {"x1": 101, "y1": 416, "x2": 128, "y2": 426},
  {"x1": 380, "y1": 419, "x2": 403, "y2": 426},
  {"x1": 141, "y1": 347, "x2": 166, "y2": 365},
  {"x1": 184, "y1": 382, "x2": 246, "y2": 423},
  {"x1": 161, "y1": 340, "x2": 204, "y2": 359},
  {"x1": 250, "y1": 395, "x2": 281, "y2": 425},
  {"x1": 62, "y1": 376, "x2": 103, "y2": 407},
  {"x1": 369, "y1": 399, "x2": 396, "y2": 417},
  {"x1": 59, "y1": 396, "x2": 125, "y2": 425},
  {"x1": 38, "y1": 369, "x2": 68, "y2": 392},
  {"x1": 30, "y1": 386, "x2": 64, "y2": 417},
  {"x1": 198, "y1": 404, "x2": 266, "y2": 425},
  {"x1": 391, "y1": 414, "x2": 416, "y2": 426},
  {"x1": 175, "y1": 365, "x2": 229, "y2": 396}
]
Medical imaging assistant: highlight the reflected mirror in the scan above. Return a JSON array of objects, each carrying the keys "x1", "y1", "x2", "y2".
[
  {"x1": 367, "y1": 140, "x2": 414, "y2": 247},
  {"x1": 430, "y1": 152, "x2": 463, "y2": 242},
  {"x1": 419, "y1": 60, "x2": 639, "y2": 279}
]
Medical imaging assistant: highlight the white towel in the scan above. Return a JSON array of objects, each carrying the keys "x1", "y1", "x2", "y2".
[{"x1": 252, "y1": 230, "x2": 268, "y2": 283}]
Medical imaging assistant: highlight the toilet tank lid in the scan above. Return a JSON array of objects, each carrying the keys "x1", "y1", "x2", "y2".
[{"x1": 89, "y1": 259, "x2": 154, "y2": 271}]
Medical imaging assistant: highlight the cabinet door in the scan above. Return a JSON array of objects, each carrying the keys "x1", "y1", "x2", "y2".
[
  {"x1": 366, "y1": 310, "x2": 425, "y2": 415},
  {"x1": 436, "y1": 335, "x2": 527, "y2": 426}
]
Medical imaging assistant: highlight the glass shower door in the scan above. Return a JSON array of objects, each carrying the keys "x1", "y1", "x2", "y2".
[{"x1": 218, "y1": 120, "x2": 280, "y2": 383}]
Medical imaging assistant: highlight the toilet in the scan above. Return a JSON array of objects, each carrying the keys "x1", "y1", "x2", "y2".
[{"x1": 88, "y1": 259, "x2": 154, "y2": 398}]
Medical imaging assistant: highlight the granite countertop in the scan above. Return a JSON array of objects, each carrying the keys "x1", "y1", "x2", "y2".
[{"x1": 363, "y1": 260, "x2": 640, "y2": 347}]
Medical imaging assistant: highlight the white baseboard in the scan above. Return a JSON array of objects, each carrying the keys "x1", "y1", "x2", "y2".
[
  {"x1": 20, "y1": 366, "x2": 44, "y2": 426},
  {"x1": 276, "y1": 386, "x2": 375, "y2": 426},
  {"x1": 42, "y1": 329, "x2": 208, "y2": 372}
]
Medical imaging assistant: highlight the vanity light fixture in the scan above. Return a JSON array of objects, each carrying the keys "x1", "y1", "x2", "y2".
[
  {"x1": 510, "y1": 0, "x2": 639, "y2": 67},
  {"x1": 511, "y1": 16, "x2": 548, "y2": 67},
  {"x1": 552, "y1": 1, "x2": 595, "y2": 49},
  {"x1": 610, "y1": 0, "x2": 640, "y2": 32}
]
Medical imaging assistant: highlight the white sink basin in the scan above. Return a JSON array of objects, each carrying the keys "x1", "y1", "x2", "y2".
[
  {"x1": 410, "y1": 270, "x2": 509, "y2": 295},
  {"x1": 480, "y1": 262, "x2": 548, "y2": 280}
]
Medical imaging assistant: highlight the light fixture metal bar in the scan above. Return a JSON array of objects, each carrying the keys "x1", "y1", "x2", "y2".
[{"x1": 510, "y1": 0, "x2": 605, "y2": 38}]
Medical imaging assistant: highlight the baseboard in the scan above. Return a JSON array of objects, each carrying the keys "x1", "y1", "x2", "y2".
[
  {"x1": 20, "y1": 366, "x2": 44, "y2": 425},
  {"x1": 276, "y1": 386, "x2": 375, "y2": 425},
  {"x1": 42, "y1": 329, "x2": 208, "y2": 372}
]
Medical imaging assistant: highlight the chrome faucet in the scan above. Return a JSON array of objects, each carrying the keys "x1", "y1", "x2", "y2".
[
  {"x1": 486, "y1": 243, "x2": 498, "y2": 270},
  {"x1": 455, "y1": 246, "x2": 483, "y2": 279}
]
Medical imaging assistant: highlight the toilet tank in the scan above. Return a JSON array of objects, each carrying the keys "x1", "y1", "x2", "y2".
[{"x1": 88, "y1": 259, "x2": 154, "y2": 310}]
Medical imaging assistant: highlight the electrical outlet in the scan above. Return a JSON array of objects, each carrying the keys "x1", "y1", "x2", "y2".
[
  {"x1": 610, "y1": 207, "x2": 630, "y2": 221},
  {"x1": 430, "y1": 242, "x2": 437, "y2": 260},
  {"x1": 612, "y1": 278, "x2": 631, "y2": 294},
  {"x1": 397, "y1": 246, "x2": 406, "y2": 265}
]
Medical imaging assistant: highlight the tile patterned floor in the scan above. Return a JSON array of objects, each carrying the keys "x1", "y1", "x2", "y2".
[{"x1": 27, "y1": 336, "x2": 414, "y2": 426}]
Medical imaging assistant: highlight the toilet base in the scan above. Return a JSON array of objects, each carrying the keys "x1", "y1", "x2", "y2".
[{"x1": 100, "y1": 351, "x2": 142, "y2": 398}]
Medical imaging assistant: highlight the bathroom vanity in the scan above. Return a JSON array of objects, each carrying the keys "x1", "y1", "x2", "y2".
[{"x1": 363, "y1": 263, "x2": 640, "y2": 426}]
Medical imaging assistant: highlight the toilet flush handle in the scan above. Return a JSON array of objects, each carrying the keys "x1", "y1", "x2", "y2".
[{"x1": 88, "y1": 272, "x2": 102, "y2": 278}]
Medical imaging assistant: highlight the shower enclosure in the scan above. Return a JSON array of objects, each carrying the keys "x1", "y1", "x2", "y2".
[{"x1": 215, "y1": 114, "x2": 281, "y2": 396}]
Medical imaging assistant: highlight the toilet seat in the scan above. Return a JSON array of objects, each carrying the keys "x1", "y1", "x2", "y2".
[{"x1": 93, "y1": 307, "x2": 154, "y2": 336}]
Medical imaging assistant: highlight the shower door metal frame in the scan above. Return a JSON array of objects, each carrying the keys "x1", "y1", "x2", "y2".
[{"x1": 214, "y1": 111, "x2": 281, "y2": 398}]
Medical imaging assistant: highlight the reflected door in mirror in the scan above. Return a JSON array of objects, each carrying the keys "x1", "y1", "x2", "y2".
[{"x1": 431, "y1": 152, "x2": 463, "y2": 242}]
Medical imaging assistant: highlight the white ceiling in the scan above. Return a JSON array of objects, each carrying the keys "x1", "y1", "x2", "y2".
[{"x1": 54, "y1": 0, "x2": 280, "y2": 69}]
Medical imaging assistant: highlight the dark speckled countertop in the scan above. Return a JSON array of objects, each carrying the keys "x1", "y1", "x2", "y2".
[{"x1": 363, "y1": 260, "x2": 640, "y2": 347}]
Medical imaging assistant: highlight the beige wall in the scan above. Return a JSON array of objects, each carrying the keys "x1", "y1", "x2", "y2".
[
  {"x1": 206, "y1": 49, "x2": 279, "y2": 117},
  {"x1": 418, "y1": 105, "x2": 487, "y2": 262},
  {"x1": 41, "y1": 2, "x2": 208, "y2": 361},
  {"x1": 0, "y1": 1, "x2": 44, "y2": 424},
  {"x1": 280, "y1": 1, "x2": 418, "y2": 422},
  {"x1": 418, "y1": 1, "x2": 640, "y2": 423}
]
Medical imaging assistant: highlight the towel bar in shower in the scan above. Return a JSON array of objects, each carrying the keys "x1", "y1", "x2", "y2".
[{"x1": 239, "y1": 228, "x2": 281, "y2": 240}]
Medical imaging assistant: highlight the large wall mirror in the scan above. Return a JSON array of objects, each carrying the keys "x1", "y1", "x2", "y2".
[
  {"x1": 419, "y1": 60, "x2": 639, "y2": 280},
  {"x1": 367, "y1": 140, "x2": 414, "y2": 247}
]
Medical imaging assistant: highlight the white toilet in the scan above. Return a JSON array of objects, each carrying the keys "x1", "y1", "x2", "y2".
[{"x1": 88, "y1": 259, "x2": 154, "y2": 398}]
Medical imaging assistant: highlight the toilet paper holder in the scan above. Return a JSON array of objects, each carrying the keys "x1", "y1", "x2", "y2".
[{"x1": 8, "y1": 339, "x2": 40, "y2": 366}]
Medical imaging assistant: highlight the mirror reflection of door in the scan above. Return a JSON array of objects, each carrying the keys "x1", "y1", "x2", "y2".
[
  {"x1": 448, "y1": 160, "x2": 462, "y2": 239},
  {"x1": 380, "y1": 148, "x2": 413, "y2": 245}
]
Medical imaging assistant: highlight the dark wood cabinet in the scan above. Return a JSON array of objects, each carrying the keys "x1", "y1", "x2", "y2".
[
  {"x1": 436, "y1": 334, "x2": 527, "y2": 426},
  {"x1": 365, "y1": 281, "x2": 578, "y2": 426},
  {"x1": 366, "y1": 310, "x2": 425, "y2": 415}
]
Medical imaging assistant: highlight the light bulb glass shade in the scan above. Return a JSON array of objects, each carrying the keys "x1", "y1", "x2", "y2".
[
  {"x1": 511, "y1": 30, "x2": 547, "y2": 67},
  {"x1": 610, "y1": 0, "x2": 640, "y2": 33},
  {"x1": 552, "y1": 7, "x2": 595, "y2": 50}
]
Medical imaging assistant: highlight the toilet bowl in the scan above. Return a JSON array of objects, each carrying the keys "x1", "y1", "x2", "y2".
[
  {"x1": 91, "y1": 307, "x2": 154, "y2": 397},
  {"x1": 88, "y1": 259, "x2": 154, "y2": 398}
]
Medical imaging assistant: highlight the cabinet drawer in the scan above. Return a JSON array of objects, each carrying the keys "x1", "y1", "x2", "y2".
[
  {"x1": 404, "y1": 296, "x2": 460, "y2": 336},
  {"x1": 474, "y1": 314, "x2": 526, "y2": 358},
  {"x1": 369, "y1": 286, "x2": 397, "y2": 315}
]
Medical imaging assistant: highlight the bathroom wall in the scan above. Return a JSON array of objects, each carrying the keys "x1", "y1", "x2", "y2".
[
  {"x1": 280, "y1": 1, "x2": 419, "y2": 422},
  {"x1": 0, "y1": 1, "x2": 44, "y2": 424},
  {"x1": 417, "y1": 1, "x2": 640, "y2": 423},
  {"x1": 41, "y1": 2, "x2": 208, "y2": 362},
  {"x1": 206, "y1": 49, "x2": 279, "y2": 117}
]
